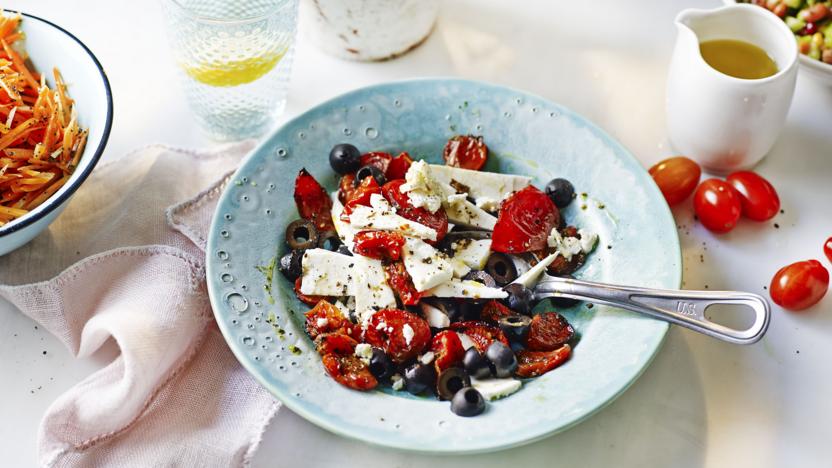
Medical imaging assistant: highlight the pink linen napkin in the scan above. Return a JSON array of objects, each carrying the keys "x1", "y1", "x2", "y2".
[{"x1": 0, "y1": 142, "x2": 280, "y2": 467}]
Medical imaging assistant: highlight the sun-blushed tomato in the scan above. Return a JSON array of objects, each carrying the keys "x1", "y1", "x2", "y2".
[
  {"x1": 480, "y1": 300, "x2": 514, "y2": 323},
  {"x1": 825, "y1": 237, "x2": 832, "y2": 264},
  {"x1": 304, "y1": 300, "x2": 357, "y2": 339},
  {"x1": 648, "y1": 156, "x2": 701, "y2": 206},
  {"x1": 338, "y1": 173, "x2": 357, "y2": 204},
  {"x1": 342, "y1": 175, "x2": 381, "y2": 218},
  {"x1": 770, "y1": 260, "x2": 829, "y2": 312},
  {"x1": 353, "y1": 231, "x2": 406, "y2": 261},
  {"x1": 294, "y1": 278, "x2": 329, "y2": 306},
  {"x1": 526, "y1": 312, "x2": 574, "y2": 351},
  {"x1": 293, "y1": 168, "x2": 334, "y2": 231},
  {"x1": 515, "y1": 345, "x2": 571, "y2": 378},
  {"x1": 386, "y1": 152, "x2": 413, "y2": 181},
  {"x1": 382, "y1": 261, "x2": 422, "y2": 305},
  {"x1": 316, "y1": 333, "x2": 378, "y2": 391},
  {"x1": 381, "y1": 179, "x2": 448, "y2": 244},
  {"x1": 449, "y1": 321, "x2": 509, "y2": 353},
  {"x1": 360, "y1": 151, "x2": 393, "y2": 174},
  {"x1": 443, "y1": 135, "x2": 488, "y2": 170},
  {"x1": 492, "y1": 186, "x2": 559, "y2": 253},
  {"x1": 431, "y1": 330, "x2": 465, "y2": 373},
  {"x1": 726, "y1": 171, "x2": 780, "y2": 221},
  {"x1": 693, "y1": 178, "x2": 742, "y2": 233},
  {"x1": 364, "y1": 309, "x2": 431, "y2": 363}
]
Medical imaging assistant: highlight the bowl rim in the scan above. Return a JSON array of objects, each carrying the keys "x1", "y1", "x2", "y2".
[{"x1": 0, "y1": 11, "x2": 113, "y2": 237}]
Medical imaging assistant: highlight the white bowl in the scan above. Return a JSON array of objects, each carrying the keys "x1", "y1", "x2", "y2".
[
  {"x1": 723, "y1": 0, "x2": 832, "y2": 85},
  {"x1": 0, "y1": 12, "x2": 113, "y2": 256}
]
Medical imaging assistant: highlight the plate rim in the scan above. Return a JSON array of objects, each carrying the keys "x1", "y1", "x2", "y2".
[{"x1": 206, "y1": 77, "x2": 681, "y2": 454}]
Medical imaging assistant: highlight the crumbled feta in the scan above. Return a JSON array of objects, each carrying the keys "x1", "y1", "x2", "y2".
[
  {"x1": 376, "y1": 321, "x2": 387, "y2": 331},
  {"x1": 546, "y1": 229, "x2": 583, "y2": 261},
  {"x1": 391, "y1": 374, "x2": 404, "y2": 391},
  {"x1": 419, "y1": 351, "x2": 435, "y2": 365},
  {"x1": 420, "y1": 302, "x2": 451, "y2": 328},
  {"x1": 399, "y1": 160, "x2": 455, "y2": 213},
  {"x1": 578, "y1": 228, "x2": 598, "y2": 253},
  {"x1": 354, "y1": 343, "x2": 373, "y2": 364},
  {"x1": 403, "y1": 324, "x2": 415, "y2": 346},
  {"x1": 316, "y1": 317, "x2": 329, "y2": 328}
]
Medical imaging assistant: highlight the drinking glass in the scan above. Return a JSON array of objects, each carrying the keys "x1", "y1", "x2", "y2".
[{"x1": 162, "y1": 0, "x2": 299, "y2": 141}]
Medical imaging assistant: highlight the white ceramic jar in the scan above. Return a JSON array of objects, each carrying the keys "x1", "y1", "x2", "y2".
[
  {"x1": 300, "y1": 0, "x2": 440, "y2": 61},
  {"x1": 666, "y1": 4, "x2": 798, "y2": 172}
]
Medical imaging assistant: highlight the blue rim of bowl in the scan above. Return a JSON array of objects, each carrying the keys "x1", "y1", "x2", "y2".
[
  {"x1": 206, "y1": 78, "x2": 681, "y2": 454},
  {"x1": 0, "y1": 11, "x2": 113, "y2": 237}
]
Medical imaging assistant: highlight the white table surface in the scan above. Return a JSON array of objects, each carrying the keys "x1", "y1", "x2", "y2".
[{"x1": 2, "y1": 0, "x2": 831, "y2": 466}]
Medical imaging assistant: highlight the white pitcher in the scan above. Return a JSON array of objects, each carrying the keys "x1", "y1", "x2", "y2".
[{"x1": 666, "y1": 4, "x2": 798, "y2": 172}]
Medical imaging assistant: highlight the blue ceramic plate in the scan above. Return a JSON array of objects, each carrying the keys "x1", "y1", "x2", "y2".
[{"x1": 206, "y1": 79, "x2": 680, "y2": 454}]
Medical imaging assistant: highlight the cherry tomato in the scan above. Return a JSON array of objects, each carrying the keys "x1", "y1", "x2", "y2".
[
  {"x1": 352, "y1": 230, "x2": 406, "y2": 261},
  {"x1": 770, "y1": 260, "x2": 829, "y2": 312},
  {"x1": 693, "y1": 178, "x2": 742, "y2": 233},
  {"x1": 294, "y1": 278, "x2": 329, "y2": 306},
  {"x1": 316, "y1": 333, "x2": 378, "y2": 391},
  {"x1": 726, "y1": 171, "x2": 780, "y2": 221},
  {"x1": 431, "y1": 330, "x2": 465, "y2": 373},
  {"x1": 382, "y1": 261, "x2": 422, "y2": 305},
  {"x1": 338, "y1": 173, "x2": 356, "y2": 204},
  {"x1": 491, "y1": 186, "x2": 559, "y2": 253},
  {"x1": 386, "y1": 152, "x2": 413, "y2": 181},
  {"x1": 364, "y1": 309, "x2": 431, "y2": 363},
  {"x1": 515, "y1": 345, "x2": 571, "y2": 378},
  {"x1": 360, "y1": 151, "x2": 393, "y2": 174},
  {"x1": 648, "y1": 156, "x2": 701, "y2": 206},
  {"x1": 305, "y1": 300, "x2": 352, "y2": 339},
  {"x1": 293, "y1": 168, "x2": 334, "y2": 231},
  {"x1": 525, "y1": 312, "x2": 574, "y2": 351},
  {"x1": 449, "y1": 321, "x2": 509, "y2": 353},
  {"x1": 443, "y1": 135, "x2": 488, "y2": 171},
  {"x1": 480, "y1": 300, "x2": 514, "y2": 323},
  {"x1": 342, "y1": 175, "x2": 381, "y2": 218},
  {"x1": 381, "y1": 179, "x2": 448, "y2": 244},
  {"x1": 825, "y1": 237, "x2": 832, "y2": 264}
]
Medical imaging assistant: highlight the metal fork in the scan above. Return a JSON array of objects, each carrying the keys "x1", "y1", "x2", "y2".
[{"x1": 530, "y1": 274, "x2": 770, "y2": 345}]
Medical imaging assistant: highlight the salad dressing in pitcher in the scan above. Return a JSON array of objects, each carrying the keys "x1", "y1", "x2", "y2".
[{"x1": 699, "y1": 39, "x2": 778, "y2": 80}]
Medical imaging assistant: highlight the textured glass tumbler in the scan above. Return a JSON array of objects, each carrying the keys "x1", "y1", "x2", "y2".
[{"x1": 162, "y1": 0, "x2": 298, "y2": 141}]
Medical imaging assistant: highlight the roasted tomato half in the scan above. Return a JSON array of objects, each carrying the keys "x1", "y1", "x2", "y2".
[
  {"x1": 381, "y1": 179, "x2": 448, "y2": 244},
  {"x1": 304, "y1": 300, "x2": 357, "y2": 340},
  {"x1": 480, "y1": 300, "x2": 515, "y2": 323},
  {"x1": 515, "y1": 345, "x2": 571, "y2": 378},
  {"x1": 294, "y1": 168, "x2": 334, "y2": 231},
  {"x1": 360, "y1": 151, "x2": 393, "y2": 174},
  {"x1": 443, "y1": 135, "x2": 488, "y2": 171},
  {"x1": 386, "y1": 152, "x2": 414, "y2": 181},
  {"x1": 383, "y1": 261, "x2": 422, "y2": 305},
  {"x1": 491, "y1": 186, "x2": 559, "y2": 254},
  {"x1": 342, "y1": 175, "x2": 381, "y2": 218},
  {"x1": 431, "y1": 330, "x2": 465, "y2": 373},
  {"x1": 353, "y1": 231, "x2": 406, "y2": 261},
  {"x1": 526, "y1": 312, "x2": 574, "y2": 351},
  {"x1": 450, "y1": 321, "x2": 509, "y2": 353},
  {"x1": 316, "y1": 333, "x2": 378, "y2": 391},
  {"x1": 364, "y1": 309, "x2": 431, "y2": 363},
  {"x1": 294, "y1": 278, "x2": 329, "y2": 306},
  {"x1": 338, "y1": 173, "x2": 357, "y2": 204}
]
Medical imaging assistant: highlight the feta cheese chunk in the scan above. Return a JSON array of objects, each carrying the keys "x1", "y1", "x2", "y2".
[
  {"x1": 391, "y1": 374, "x2": 404, "y2": 391},
  {"x1": 547, "y1": 227, "x2": 599, "y2": 261},
  {"x1": 354, "y1": 343, "x2": 373, "y2": 365},
  {"x1": 420, "y1": 302, "x2": 450, "y2": 328},
  {"x1": 353, "y1": 256, "x2": 397, "y2": 315},
  {"x1": 471, "y1": 377, "x2": 522, "y2": 400},
  {"x1": 444, "y1": 198, "x2": 497, "y2": 230},
  {"x1": 399, "y1": 160, "x2": 453, "y2": 213},
  {"x1": 426, "y1": 278, "x2": 508, "y2": 299},
  {"x1": 330, "y1": 193, "x2": 357, "y2": 249},
  {"x1": 300, "y1": 249, "x2": 356, "y2": 296},
  {"x1": 578, "y1": 228, "x2": 599, "y2": 253},
  {"x1": 450, "y1": 257, "x2": 471, "y2": 278},
  {"x1": 451, "y1": 239, "x2": 492, "y2": 270},
  {"x1": 403, "y1": 324, "x2": 415, "y2": 346},
  {"x1": 456, "y1": 332, "x2": 476, "y2": 350},
  {"x1": 402, "y1": 237, "x2": 453, "y2": 292},
  {"x1": 511, "y1": 252, "x2": 558, "y2": 288},
  {"x1": 349, "y1": 194, "x2": 438, "y2": 240},
  {"x1": 428, "y1": 165, "x2": 531, "y2": 205}
]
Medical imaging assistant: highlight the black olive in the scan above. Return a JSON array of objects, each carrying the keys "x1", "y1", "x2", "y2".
[
  {"x1": 354, "y1": 165, "x2": 386, "y2": 187},
  {"x1": 278, "y1": 249, "x2": 304, "y2": 281},
  {"x1": 451, "y1": 387, "x2": 485, "y2": 417},
  {"x1": 545, "y1": 178, "x2": 575, "y2": 208},
  {"x1": 485, "y1": 253, "x2": 518, "y2": 285},
  {"x1": 463, "y1": 270, "x2": 497, "y2": 288},
  {"x1": 485, "y1": 341, "x2": 518, "y2": 378},
  {"x1": 368, "y1": 348, "x2": 395, "y2": 381},
  {"x1": 436, "y1": 367, "x2": 471, "y2": 401},
  {"x1": 329, "y1": 143, "x2": 361, "y2": 175},
  {"x1": 403, "y1": 362, "x2": 436, "y2": 395},
  {"x1": 336, "y1": 244, "x2": 353, "y2": 256},
  {"x1": 462, "y1": 347, "x2": 492, "y2": 379},
  {"x1": 427, "y1": 300, "x2": 461, "y2": 323},
  {"x1": 317, "y1": 230, "x2": 342, "y2": 251},
  {"x1": 498, "y1": 315, "x2": 532, "y2": 343},
  {"x1": 459, "y1": 301, "x2": 483, "y2": 321},
  {"x1": 503, "y1": 283, "x2": 534, "y2": 315},
  {"x1": 286, "y1": 219, "x2": 318, "y2": 250}
]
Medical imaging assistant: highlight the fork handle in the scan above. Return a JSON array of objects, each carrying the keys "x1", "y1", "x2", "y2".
[{"x1": 533, "y1": 277, "x2": 770, "y2": 345}]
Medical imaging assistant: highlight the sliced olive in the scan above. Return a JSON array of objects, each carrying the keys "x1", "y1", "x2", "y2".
[
  {"x1": 498, "y1": 315, "x2": 532, "y2": 343},
  {"x1": 368, "y1": 348, "x2": 395, "y2": 381},
  {"x1": 317, "y1": 230, "x2": 342, "y2": 251},
  {"x1": 463, "y1": 270, "x2": 497, "y2": 288},
  {"x1": 354, "y1": 165, "x2": 385, "y2": 187},
  {"x1": 486, "y1": 341, "x2": 517, "y2": 378},
  {"x1": 451, "y1": 387, "x2": 485, "y2": 417},
  {"x1": 485, "y1": 253, "x2": 518, "y2": 285},
  {"x1": 436, "y1": 367, "x2": 471, "y2": 401},
  {"x1": 503, "y1": 283, "x2": 534, "y2": 315},
  {"x1": 286, "y1": 219, "x2": 318, "y2": 250},
  {"x1": 462, "y1": 347, "x2": 491, "y2": 379},
  {"x1": 278, "y1": 249, "x2": 304, "y2": 281}
]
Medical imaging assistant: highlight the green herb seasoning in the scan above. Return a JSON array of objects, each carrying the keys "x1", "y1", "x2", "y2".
[
  {"x1": 288, "y1": 344, "x2": 302, "y2": 355},
  {"x1": 266, "y1": 311, "x2": 286, "y2": 339},
  {"x1": 255, "y1": 256, "x2": 277, "y2": 305}
]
